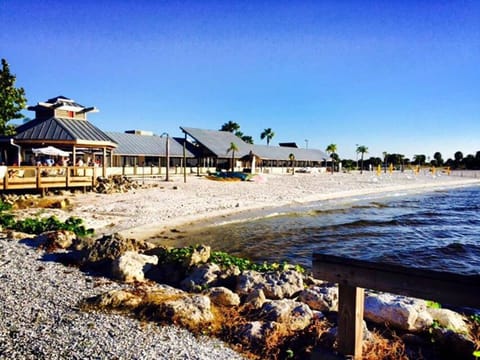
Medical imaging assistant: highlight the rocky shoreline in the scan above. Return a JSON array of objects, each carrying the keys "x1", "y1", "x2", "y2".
[
  {"x1": 1, "y1": 229, "x2": 478, "y2": 359},
  {"x1": 0, "y1": 233, "x2": 244, "y2": 360}
]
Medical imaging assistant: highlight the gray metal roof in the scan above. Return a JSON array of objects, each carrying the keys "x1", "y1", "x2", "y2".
[
  {"x1": 15, "y1": 117, "x2": 116, "y2": 145},
  {"x1": 181, "y1": 126, "x2": 328, "y2": 161},
  {"x1": 106, "y1": 132, "x2": 194, "y2": 157}
]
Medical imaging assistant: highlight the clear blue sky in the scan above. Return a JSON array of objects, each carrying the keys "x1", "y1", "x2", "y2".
[{"x1": 1, "y1": 0, "x2": 479, "y2": 161}]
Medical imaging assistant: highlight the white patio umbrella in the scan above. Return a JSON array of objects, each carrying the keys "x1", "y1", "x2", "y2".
[{"x1": 32, "y1": 146, "x2": 70, "y2": 157}]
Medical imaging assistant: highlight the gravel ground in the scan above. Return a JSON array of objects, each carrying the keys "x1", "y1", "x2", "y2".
[{"x1": 0, "y1": 236, "x2": 244, "y2": 360}]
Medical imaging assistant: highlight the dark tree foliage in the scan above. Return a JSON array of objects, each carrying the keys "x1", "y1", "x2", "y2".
[{"x1": 0, "y1": 59, "x2": 27, "y2": 135}]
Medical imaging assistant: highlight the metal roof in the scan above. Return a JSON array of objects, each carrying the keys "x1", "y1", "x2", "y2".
[
  {"x1": 15, "y1": 117, "x2": 117, "y2": 146},
  {"x1": 106, "y1": 132, "x2": 194, "y2": 157},
  {"x1": 15, "y1": 117, "x2": 115, "y2": 144},
  {"x1": 181, "y1": 126, "x2": 328, "y2": 161}
]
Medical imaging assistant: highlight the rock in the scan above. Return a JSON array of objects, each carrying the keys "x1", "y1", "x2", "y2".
[
  {"x1": 364, "y1": 293, "x2": 433, "y2": 331},
  {"x1": 183, "y1": 245, "x2": 211, "y2": 267},
  {"x1": 89, "y1": 289, "x2": 143, "y2": 309},
  {"x1": 259, "y1": 299, "x2": 313, "y2": 331},
  {"x1": 427, "y1": 307, "x2": 469, "y2": 334},
  {"x1": 430, "y1": 327, "x2": 476, "y2": 359},
  {"x1": 299, "y1": 285, "x2": 338, "y2": 311},
  {"x1": 206, "y1": 287, "x2": 240, "y2": 306},
  {"x1": 111, "y1": 251, "x2": 158, "y2": 282},
  {"x1": 94, "y1": 175, "x2": 140, "y2": 194},
  {"x1": 37, "y1": 230, "x2": 76, "y2": 251},
  {"x1": 244, "y1": 289, "x2": 267, "y2": 310},
  {"x1": 236, "y1": 269, "x2": 304, "y2": 300},
  {"x1": 180, "y1": 263, "x2": 221, "y2": 291},
  {"x1": 144, "y1": 293, "x2": 214, "y2": 328},
  {"x1": 234, "y1": 321, "x2": 279, "y2": 347},
  {"x1": 77, "y1": 233, "x2": 152, "y2": 265},
  {"x1": 5, "y1": 230, "x2": 36, "y2": 241}
]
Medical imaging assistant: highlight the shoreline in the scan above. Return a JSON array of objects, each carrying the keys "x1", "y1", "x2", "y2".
[
  {"x1": 119, "y1": 174, "x2": 480, "y2": 242},
  {"x1": 12, "y1": 171, "x2": 480, "y2": 243}
]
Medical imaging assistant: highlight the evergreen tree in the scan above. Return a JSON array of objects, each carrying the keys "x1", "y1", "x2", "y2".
[{"x1": 0, "y1": 59, "x2": 27, "y2": 135}]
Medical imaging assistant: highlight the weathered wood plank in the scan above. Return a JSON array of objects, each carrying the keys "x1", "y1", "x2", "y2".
[
  {"x1": 338, "y1": 285, "x2": 364, "y2": 359},
  {"x1": 312, "y1": 253, "x2": 480, "y2": 308}
]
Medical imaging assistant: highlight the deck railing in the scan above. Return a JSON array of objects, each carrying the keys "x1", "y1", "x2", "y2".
[
  {"x1": 0, "y1": 165, "x2": 98, "y2": 195},
  {"x1": 312, "y1": 253, "x2": 480, "y2": 359}
]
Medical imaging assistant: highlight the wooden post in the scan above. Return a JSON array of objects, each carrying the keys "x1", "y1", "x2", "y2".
[{"x1": 338, "y1": 285, "x2": 364, "y2": 359}]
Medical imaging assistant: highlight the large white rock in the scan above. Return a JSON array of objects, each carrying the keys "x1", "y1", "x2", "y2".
[
  {"x1": 236, "y1": 269, "x2": 304, "y2": 299},
  {"x1": 206, "y1": 286, "x2": 241, "y2": 306},
  {"x1": 259, "y1": 299, "x2": 313, "y2": 331},
  {"x1": 364, "y1": 293, "x2": 433, "y2": 331},
  {"x1": 111, "y1": 251, "x2": 158, "y2": 282},
  {"x1": 180, "y1": 263, "x2": 221, "y2": 291},
  {"x1": 427, "y1": 307, "x2": 469, "y2": 334},
  {"x1": 299, "y1": 285, "x2": 338, "y2": 311}
]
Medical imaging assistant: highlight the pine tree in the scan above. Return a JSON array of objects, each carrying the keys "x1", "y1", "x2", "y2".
[{"x1": 0, "y1": 59, "x2": 27, "y2": 135}]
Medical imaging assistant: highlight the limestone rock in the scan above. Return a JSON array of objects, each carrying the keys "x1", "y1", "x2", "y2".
[
  {"x1": 206, "y1": 287, "x2": 240, "y2": 306},
  {"x1": 180, "y1": 263, "x2": 221, "y2": 291},
  {"x1": 145, "y1": 293, "x2": 214, "y2": 327},
  {"x1": 364, "y1": 293, "x2": 433, "y2": 331},
  {"x1": 430, "y1": 328, "x2": 476, "y2": 359},
  {"x1": 234, "y1": 321, "x2": 279, "y2": 347},
  {"x1": 78, "y1": 233, "x2": 152, "y2": 265},
  {"x1": 89, "y1": 289, "x2": 143, "y2": 309},
  {"x1": 427, "y1": 307, "x2": 469, "y2": 334},
  {"x1": 259, "y1": 299, "x2": 313, "y2": 331},
  {"x1": 244, "y1": 288, "x2": 267, "y2": 310},
  {"x1": 183, "y1": 245, "x2": 211, "y2": 267},
  {"x1": 299, "y1": 285, "x2": 338, "y2": 311},
  {"x1": 111, "y1": 251, "x2": 158, "y2": 282},
  {"x1": 37, "y1": 230, "x2": 76, "y2": 251},
  {"x1": 236, "y1": 269, "x2": 304, "y2": 299}
]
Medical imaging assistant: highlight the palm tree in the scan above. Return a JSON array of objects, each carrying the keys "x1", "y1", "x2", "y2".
[
  {"x1": 289, "y1": 153, "x2": 296, "y2": 175},
  {"x1": 260, "y1": 128, "x2": 275, "y2": 146},
  {"x1": 220, "y1": 121, "x2": 240, "y2": 133},
  {"x1": 325, "y1": 144, "x2": 337, "y2": 174},
  {"x1": 227, "y1": 142, "x2": 239, "y2": 171},
  {"x1": 356, "y1": 145, "x2": 368, "y2": 174}
]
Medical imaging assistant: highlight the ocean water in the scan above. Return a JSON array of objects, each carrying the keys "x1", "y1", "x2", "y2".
[{"x1": 161, "y1": 185, "x2": 480, "y2": 275}]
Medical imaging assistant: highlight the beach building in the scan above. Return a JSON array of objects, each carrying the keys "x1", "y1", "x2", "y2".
[
  {"x1": 0, "y1": 96, "x2": 330, "y2": 191},
  {"x1": 0, "y1": 96, "x2": 117, "y2": 174},
  {"x1": 181, "y1": 126, "x2": 328, "y2": 173}
]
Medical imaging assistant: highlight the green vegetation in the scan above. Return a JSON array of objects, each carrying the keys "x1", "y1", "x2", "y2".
[
  {"x1": 426, "y1": 300, "x2": 442, "y2": 309},
  {"x1": 0, "y1": 58, "x2": 27, "y2": 136},
  {"x1": 156, "y1": 245, "x2": 305, "y2": 273},
  {"x1": 0, "y1": 199, "x2": 93, "y2": 236}
]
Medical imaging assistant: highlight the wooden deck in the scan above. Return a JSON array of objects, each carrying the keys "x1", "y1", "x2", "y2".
[{"x1": 0, "y1": 166, "x2": 99, "y2": 195}]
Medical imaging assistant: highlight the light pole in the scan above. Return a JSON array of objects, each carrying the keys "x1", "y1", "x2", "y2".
[
  {"x1": 355, "y1": 143, "x2": 359, "y2": 170},
  {"x1": 305, "y1": 139, "x2": 309, "y2": 149},
  {"x1": 160, "y1": 132, "x2": 170, "y2": 181}
]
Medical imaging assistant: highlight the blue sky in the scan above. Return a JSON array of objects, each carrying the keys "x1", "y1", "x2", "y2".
[{"x1": 1, "y1": 0, "x2": 479, "y2": 161}]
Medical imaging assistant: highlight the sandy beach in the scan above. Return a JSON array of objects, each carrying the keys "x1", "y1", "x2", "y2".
[{"x1": 21, "y1": 170, "x2": 480, "y2": 241}]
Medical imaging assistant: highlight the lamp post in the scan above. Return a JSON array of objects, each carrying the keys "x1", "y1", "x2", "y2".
[
  {"x1": 355, "y1": 143, "x2": 359, "y2": 170},
  {"x1": 160, "y1": 132, "x2": 170, "y2": 181},
  {"x1": 305, "y1": 139, "x2": 309, "y2": 149}
]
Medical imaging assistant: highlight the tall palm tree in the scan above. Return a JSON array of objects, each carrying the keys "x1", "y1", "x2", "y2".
[
  {"x1": 227, "y1": 142, "x2": 239, "y2": 171},
  {"x1": 325, "y1": 144, "x2": 337, "y2": 174},
  {"x1": 356, "y1": 145, "x2": 368, "y2": 174},
  {"x1": 382, "y1": 151, "x2": 388, "y2": 173},
  {"x1": 260, "y1": 128, "x2": 275, "y2": 146},
  {"x1": 289, "y1": 153, "x2": 296, "y2": 175},
  {"x1": 220, "y1": 121, "x2": 240, "y2": 133}
]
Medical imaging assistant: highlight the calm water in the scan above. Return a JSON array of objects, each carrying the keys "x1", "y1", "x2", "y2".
[{"x1": 159, "y1": 186, "x2": 480, "y2": 275}]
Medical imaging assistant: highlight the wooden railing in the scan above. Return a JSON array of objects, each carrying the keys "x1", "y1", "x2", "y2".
[
  {"x1": 0, "y1": 166, "x2": 98, "y2": 195},
  {"x1": 312, "y1": 253, "x2": 480, "y2": 359}
]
